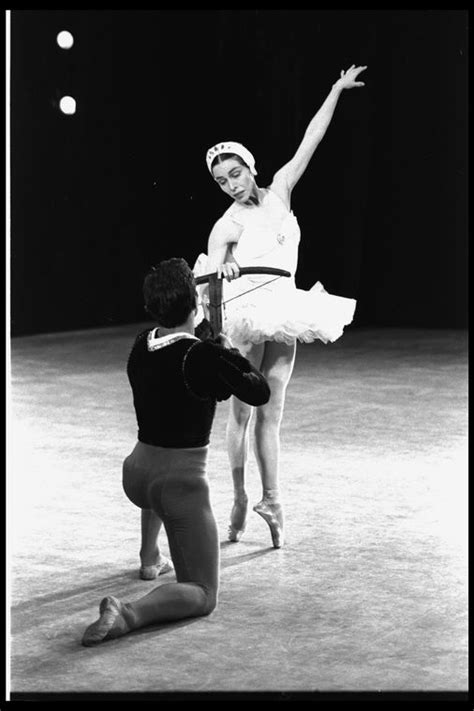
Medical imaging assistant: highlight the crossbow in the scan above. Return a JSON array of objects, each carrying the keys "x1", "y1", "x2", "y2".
[{"x1": 195, "y1": 266, "x2": 291, "y2": 336}]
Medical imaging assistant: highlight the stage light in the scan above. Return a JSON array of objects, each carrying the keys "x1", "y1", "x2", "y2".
[
  {"x1": 59, "y1": 96, "x2": 76, "y2": 115},
  {"x1": 57, "y1": 30, "x2": 74, "y2": 49}
]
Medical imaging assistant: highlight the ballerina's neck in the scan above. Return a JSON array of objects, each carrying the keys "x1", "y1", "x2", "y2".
[{"x1": 244, "y1": 187, "x2": 265, "y2": 207}]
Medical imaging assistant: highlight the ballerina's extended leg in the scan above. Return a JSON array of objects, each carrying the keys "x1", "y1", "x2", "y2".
[{"x1": 252, "y1": 341, "x2": 296, "y2": 549}]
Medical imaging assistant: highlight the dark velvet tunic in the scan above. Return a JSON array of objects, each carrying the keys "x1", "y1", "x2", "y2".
[{"x1": 127, "y1": 331, "x2": 270, "y2": 448}]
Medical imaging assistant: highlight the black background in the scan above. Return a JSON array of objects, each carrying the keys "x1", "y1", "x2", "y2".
[{"x1": 10, "y1": 10, "x2": 468, "y2": 336}]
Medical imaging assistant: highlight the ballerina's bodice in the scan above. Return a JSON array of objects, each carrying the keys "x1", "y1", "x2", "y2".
[{"x1": 225, "y1": 188, "x2": 301, "y2": 276}]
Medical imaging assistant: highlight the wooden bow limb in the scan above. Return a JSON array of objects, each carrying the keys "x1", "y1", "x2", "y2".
[{"x1": 195, "y1": 266, "x2": 291, "y2": 337}]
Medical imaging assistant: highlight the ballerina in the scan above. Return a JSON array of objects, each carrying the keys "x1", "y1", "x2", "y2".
[{"x1": 194, "y1": 64, "x2": 367, "y2": 548}]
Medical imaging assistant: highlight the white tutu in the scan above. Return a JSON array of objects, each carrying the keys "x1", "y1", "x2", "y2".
[{"x1": 192, "y1": 253, "x2": 356, "y2": 346}]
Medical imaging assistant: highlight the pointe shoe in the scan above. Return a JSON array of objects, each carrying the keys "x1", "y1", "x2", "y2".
[
  {"x1": 228, "y1": 524, "x2": 245, "y2": 542},
  {"x1": 139, "y1": 556, "x2": 173, "y2": 580},
  {"x1": 228, "y1": 496, "x2": 248, "y2": 542},
  {"x1": 253, "y1": 500, "x2": 284, "y2": 548},
  {"x1": 82, "y1": 595, "x2": 128, "y2": 647}
]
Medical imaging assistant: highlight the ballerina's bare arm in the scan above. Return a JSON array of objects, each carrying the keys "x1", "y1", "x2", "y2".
[
  {"x1": 270, "y1": 64, "x2": 367, "y2": 207},
  {"x1": 206, "y1": 216, "x2": 243, "y2": 281}
]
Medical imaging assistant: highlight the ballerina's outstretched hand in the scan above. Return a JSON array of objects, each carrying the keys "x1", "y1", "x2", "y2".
[{"x1": 335, "y1": 64, "x2": 367, "y2": 90}]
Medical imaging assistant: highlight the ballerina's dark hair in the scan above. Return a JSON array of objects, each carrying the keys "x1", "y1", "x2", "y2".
[{"x1": 211, "y1": 153, "x2": 249, "y2": 172}]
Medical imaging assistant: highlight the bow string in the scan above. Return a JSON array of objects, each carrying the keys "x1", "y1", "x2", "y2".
[{"x1": 195, "y1": 267, "x2": 291, "y2": 336}]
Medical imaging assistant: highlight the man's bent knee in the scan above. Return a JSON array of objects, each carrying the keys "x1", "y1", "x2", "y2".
[{"x1": 196, "y1": 584, "x2": 218, "y2": 616}]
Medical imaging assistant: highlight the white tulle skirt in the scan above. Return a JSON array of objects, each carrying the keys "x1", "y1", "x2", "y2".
[{"x1": 193, "y1": 254, "x2": 356, "y2": 346}]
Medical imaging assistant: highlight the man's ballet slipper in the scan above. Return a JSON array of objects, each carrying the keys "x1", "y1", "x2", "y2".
[
  {"x1": 81, "y1": 596, "x2": 129, "y2": 647},
  {"x1": 139, "y1": 557, "x2": 174, "y2": 580}
]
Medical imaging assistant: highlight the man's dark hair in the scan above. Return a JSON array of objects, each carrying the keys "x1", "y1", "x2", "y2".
[{"x1": 143, "y1": 258, "x2": 196, "y2": 327}]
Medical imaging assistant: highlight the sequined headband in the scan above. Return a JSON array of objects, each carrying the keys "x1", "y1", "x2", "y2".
[{"x1": 206, "y1": 141, "x2": 257, "y2": 176}]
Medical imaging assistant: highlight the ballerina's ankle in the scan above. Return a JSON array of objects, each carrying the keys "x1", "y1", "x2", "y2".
[{"x1": 261, "y1": 488, "x2": 281, "y2": 505}]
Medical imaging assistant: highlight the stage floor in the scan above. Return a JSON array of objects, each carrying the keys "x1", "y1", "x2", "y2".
[{"x1": 7, "y1": 325, "x2": 468, "y2": 696}]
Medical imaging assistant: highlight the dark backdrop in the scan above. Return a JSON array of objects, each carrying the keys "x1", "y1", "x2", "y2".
[{"x1": 10, "y1": 9, "x2": 468, "y2": 336}]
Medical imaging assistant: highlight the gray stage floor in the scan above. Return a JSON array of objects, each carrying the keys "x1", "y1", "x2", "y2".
[{"x1": 7, "y1": 325, "x2": 468, "y2": 696}]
